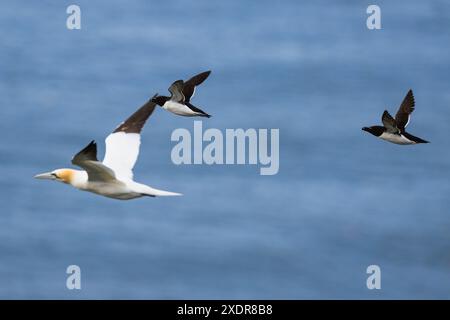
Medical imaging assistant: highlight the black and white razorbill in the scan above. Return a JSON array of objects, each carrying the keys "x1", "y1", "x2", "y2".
[
  {"x1": 362, "y1": 89, "x2": 429, "y2": 145},
  {"x1": 152, "y1": 71, "x2": 211, "y2": 118}
]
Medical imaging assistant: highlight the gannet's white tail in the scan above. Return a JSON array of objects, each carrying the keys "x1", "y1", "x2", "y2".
[
  {"x1": 149, "y1": 188, "x2": 183, "y2": 197},
  {"x1": 138, "y1": 184, "x2": 182, "y2": 197}
]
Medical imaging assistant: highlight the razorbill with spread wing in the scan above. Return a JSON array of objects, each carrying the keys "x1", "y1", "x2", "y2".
[
  {"x1": 152, "y1": 71, "x2": 211, "y2": 118},
  {"x1": 362, "y1": 89, "x2": 429, "y2": 145}
]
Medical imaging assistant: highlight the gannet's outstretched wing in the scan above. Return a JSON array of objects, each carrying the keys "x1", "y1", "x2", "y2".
[{"x1": 102, "y1": 98, "x2": 157, "y2": 181}]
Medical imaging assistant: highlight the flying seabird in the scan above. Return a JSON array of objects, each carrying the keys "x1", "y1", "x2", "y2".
[
  {"x1": 152, "y1": 71, "x2": 212, "y2": 118},
  {"x1": 34, "y1": 97, "x2": 182, "y2": 200},
  {"x1": 362, "y1": 89, "x2": 429, "y2": 145}
]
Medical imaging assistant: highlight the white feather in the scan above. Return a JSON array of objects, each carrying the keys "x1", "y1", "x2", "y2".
[
  {"x1": 379, "y1": 132, "x2": 415, "y2": 145},
  {"x1": 404, "y1": 115, "x2": 411, "y2": 128},
  {"x1": 102, "y1": 132, "x2": 141, "y2": 180},
  {"x1": 163, "y1": 101, "x2": 201, "y2": 116}
]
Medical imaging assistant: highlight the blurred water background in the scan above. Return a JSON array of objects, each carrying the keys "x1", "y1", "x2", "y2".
[{"x1": 0, "y1": 0, "x2": 450, "y2": 299}]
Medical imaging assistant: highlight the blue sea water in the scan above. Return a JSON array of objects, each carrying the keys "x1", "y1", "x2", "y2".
[{"x1": 0, "y1": 0, "x2": 450, "y2": 299}]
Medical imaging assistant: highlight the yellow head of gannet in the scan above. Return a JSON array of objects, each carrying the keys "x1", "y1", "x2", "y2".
[
  {"x1": 35, "y1": 169, "x2": 74, "y2": 183},
  {"x1": 34, "y1": 96, "x2": 182, "y2": 200},
  {"x1": 34, "y1": 169, "x2": 86, "y2": 188}
]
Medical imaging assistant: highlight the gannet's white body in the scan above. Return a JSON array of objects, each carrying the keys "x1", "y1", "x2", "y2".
[{"x1": 35, "y1": 98, "x2": 182, "y2": 200}]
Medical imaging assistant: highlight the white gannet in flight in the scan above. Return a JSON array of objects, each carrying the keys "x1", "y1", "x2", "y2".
[{"x1": 34, "y1": 97, "x2": 182, "y2": 200}]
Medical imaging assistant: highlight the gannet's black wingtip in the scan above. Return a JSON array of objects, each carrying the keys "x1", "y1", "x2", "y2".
[
  {"x1": 112, "y1": 99, "x2": 157, "y2": 134},
  {"x1": 72, "y1": 140, "x2": 98, "y2": 164}
]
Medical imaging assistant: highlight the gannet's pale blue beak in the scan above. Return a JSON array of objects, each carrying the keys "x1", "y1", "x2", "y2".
[{"x1": 34, "y1": 172, "x2": 56, "y2": 180}]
